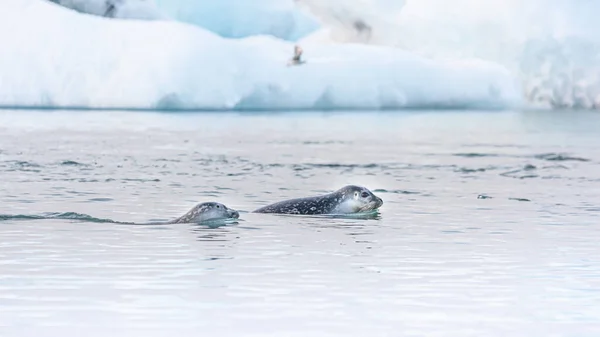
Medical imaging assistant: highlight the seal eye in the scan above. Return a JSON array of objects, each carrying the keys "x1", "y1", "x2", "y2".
[
  {"x1": 361, "y1": 192, "x2": 369, "y2": 198},
  {"x1": 216, "y1": 205, "x2": 220, "y2": 208}
]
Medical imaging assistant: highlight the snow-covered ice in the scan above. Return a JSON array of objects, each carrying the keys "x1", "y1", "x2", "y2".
[
  {"x1": 153, "y1": 0, "x2": 320, "y2": 41},
  {"x1": 47, "y1": 0, "x2": 166, "y2": 20},
  {"x1": 0, "y1": 0, "x2": 521, "y2": 110}
]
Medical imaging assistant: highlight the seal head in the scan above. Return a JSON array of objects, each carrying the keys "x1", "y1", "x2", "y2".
[
  {"x1": 332, "y1": 185, "x2": 383, "y2": 214},
  {"x1": 169, "y1": 202, "x2": 239, "y2": 224},
  {"x1": 253, "y1": 185, "x2": 383, "y2": 215}
]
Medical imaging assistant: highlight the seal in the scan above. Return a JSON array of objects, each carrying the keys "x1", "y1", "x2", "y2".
[
  {"x1": 0, "y1": 201, "x2": 240, "y2": 226},
  {"x1": 253, "y1": 185, "x2": 383, "y2": 215},
  {"x1": 168, "y1": 202, "x2": 239, "y2": 224}
]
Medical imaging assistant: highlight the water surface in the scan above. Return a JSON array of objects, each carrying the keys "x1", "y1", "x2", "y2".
[{"x1": 1, "y1": 109, "x2": 599, "y2": 337}]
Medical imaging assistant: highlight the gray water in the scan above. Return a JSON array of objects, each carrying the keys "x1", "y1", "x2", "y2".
[{"x1": 1, "y1": 109, "x2": 599, "y2": 337}]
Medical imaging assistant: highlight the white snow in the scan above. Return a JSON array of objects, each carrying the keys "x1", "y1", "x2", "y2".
[
  {"x1": 0, "y1": 0, "x2": 521, "y2": 110},
  {"x1": 295, "y1": 0, "x2": 600, "y2": 109},
  {"x1": 50, "y1": 0, "x2": 319, "y2": 41}
]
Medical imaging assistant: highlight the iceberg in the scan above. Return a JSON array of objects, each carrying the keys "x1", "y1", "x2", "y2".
[
  {"x1": 295, "y1": 0, "x2": 600, "y2": 109},
  {"x1": 0, "y1": 0, "x2": 521, "y2": 111},
  {"x1": 153, "y1": 0, "x2": 320, "y2": 41},
  {"x1": 47, "y1": 0, "x2": 166, "y2": 20},
  {"x1": 50, "y1": 0, "x2": 320, "y2": 41}
]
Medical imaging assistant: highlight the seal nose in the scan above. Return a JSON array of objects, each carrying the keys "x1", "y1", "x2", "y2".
[
  {"x1": 229, "y1": 209, "x2": 240, "y2": 219},
  {"x1": 376, "y1": 196, "x2": 383, "y2": 207}
]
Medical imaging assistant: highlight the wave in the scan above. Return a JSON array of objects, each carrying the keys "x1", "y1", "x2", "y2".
[
  {"x1": 0, "y1": 212, "x2": 123, "y2": 223},
  {"x1": 0, "y1": 211, "x2": 239, "y2": 227}
]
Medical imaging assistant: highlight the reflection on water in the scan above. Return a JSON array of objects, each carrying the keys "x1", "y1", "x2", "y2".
[{"x1": 0, "y1": 109, "x2": 599, "y2": 336}]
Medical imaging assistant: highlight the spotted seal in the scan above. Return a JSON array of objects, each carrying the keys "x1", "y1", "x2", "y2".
[
  {"x1": 253, "y1": 185, "x2": 383, "y2": 215},
  {"x1": 168, "y1": 202, "x2": 239, "y2": 224},
  {"x1": 0, "y1": 201, "x2": 240, "y2": 226}
]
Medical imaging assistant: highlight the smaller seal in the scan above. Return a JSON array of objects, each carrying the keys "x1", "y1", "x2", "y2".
[
  {"x1": 253, "y1": 185, "x2": 383, "y2": 215},
  {"x1": 168, "y1": 202, "x2": 239, "y2": 224}
]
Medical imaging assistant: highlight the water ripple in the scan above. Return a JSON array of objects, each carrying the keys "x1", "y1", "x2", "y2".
[{"x1": 0, "y1": 110, "x2": 599, "y2": 335}]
